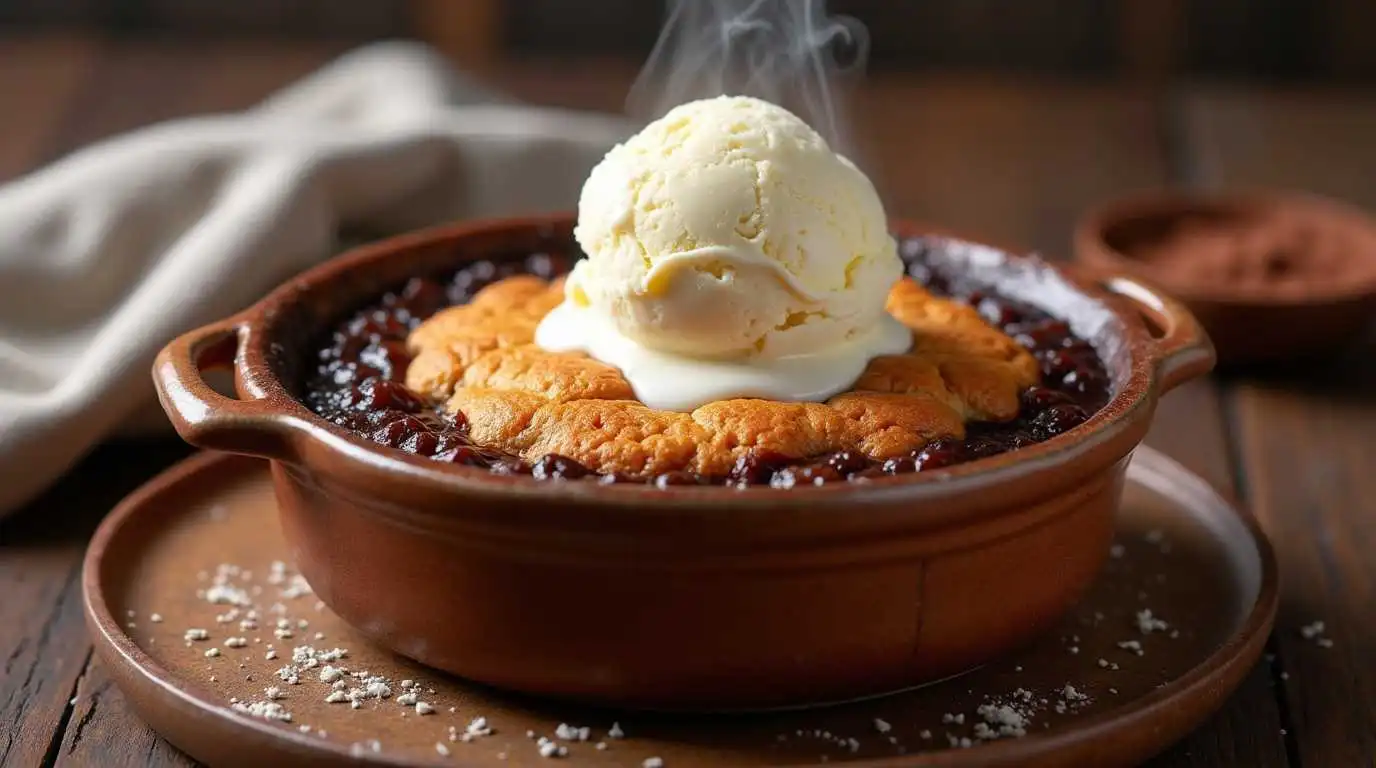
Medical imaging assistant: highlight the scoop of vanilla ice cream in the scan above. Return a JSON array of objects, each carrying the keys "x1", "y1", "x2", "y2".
[{"x1": 566, "y1": 95, "x2": 902, "y2": 359}]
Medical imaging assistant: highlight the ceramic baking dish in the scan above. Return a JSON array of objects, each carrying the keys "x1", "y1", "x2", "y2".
[{"x1": 152, "y1": 215, "x2": 1213, "y2": 710}]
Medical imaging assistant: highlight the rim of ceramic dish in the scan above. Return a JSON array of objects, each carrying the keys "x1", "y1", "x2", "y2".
[
  {"x1": 1075, "y1": 185, "x2": 1376, "y2": 306},
  {"x1": 181, "y1": 212, "x2": 1202, "y2": 511}
]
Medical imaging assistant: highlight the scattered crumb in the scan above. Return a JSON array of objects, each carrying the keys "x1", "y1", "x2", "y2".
[
  {"x1": 415, "y1": 701, "x2": 435, "y2": 715},
  {"x1": 873, "y1": 718, "x2": 891, "y2": 734},
  {"x1": 608, "y1": 722, "x2": 625, "y2": 739},
  {"x1": 536, "y1": 736, "x2": 567, "y2": 758},
  {"x1": 184, "y1": 628, "x2": 209, "y2": 642},
  {"x1": 204, "y1": 648, "x2": 221, "y2": 658},
  {"x1": 231, "y1": 699, "x2": 291, "y2": 722},
  {"x1": 1299, "y1": 621, "x2": 1335, "y2": 647},
  {"x1": 1117, "y1": 640, "x2": 1145, "y2": 656},
  {"x1": 224, "y1": 637, "x2": 247, "y2": 648},
  {"x1": 643, "y1": 758, "x2": 664, "y2": 768},
  {"x1": 554, "y1": 723, "x2": 590, "y2": 741},
  {"x1": 436, "y1": 742, "x2": 450, "y2": 757},
  {"x1": 150, "y1": 613, "x2": 163, "y2": 623},
  {"x1": 466, "y1": 717, "x2": 493, "y2": 737},
  {"x1": 1135, "y1": 609, "x2": 1169, "y2": 634}
]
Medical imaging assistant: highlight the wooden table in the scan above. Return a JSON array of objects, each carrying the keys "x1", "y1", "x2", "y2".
[{"x1": 2, "y1": 37, "x2": 1372, "y2": 768}]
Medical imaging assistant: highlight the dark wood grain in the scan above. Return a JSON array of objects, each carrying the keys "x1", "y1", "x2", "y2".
[
  {"x1": 0, "y1": 37, "x2": 103, "y2": 768},
  {"x1": 0, "y1": 36, "x2": 95, "y2": 182},
  {"x1": 54, "y1": 659, "x2": 192, "y2": 768},
  {"x1": 0, "y1": 38, "x2": 335, "y2": 768},
  {"x1": 0, "y1": 441, "x2": 193, "y2": 767},
  {"x1": 1179, "y1": 86, "x2": 1376, "y2": 768}
]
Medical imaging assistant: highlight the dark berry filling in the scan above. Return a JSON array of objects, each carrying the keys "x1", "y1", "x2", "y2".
[{"x1": 301, "y1": 236, "x2": 1110, "y2": 487}]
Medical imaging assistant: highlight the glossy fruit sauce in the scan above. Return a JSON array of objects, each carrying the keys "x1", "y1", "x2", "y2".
[{"x1": 302, "y1": 236, "x2": 1111, "y2": 488}]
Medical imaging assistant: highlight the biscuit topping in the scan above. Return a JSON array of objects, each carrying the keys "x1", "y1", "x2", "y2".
[{"x1": 406, "y1": 274, "x2": 1036, "y2": 479}]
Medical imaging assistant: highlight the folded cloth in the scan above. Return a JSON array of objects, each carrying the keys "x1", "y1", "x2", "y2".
[{"x1": 0, "y1": 41, "x2": 630, "y2": 516}]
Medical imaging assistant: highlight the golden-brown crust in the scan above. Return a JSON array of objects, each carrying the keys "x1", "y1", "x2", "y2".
[{"x1": 406, "y1": 275, "x2": 1038, "y2": 477}]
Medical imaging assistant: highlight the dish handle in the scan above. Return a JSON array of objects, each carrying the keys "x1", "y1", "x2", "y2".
[
  {"x1": 153, "y1": 318, "x2": 302, "y2": 462},
  {"x1": 1094, "y1": 274, "x2": 1217, "y2": 393}
]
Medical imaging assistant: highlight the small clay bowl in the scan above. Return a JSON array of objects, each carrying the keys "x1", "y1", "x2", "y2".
[
  {"x1": 151, "y1": 215, "x2": 1214, "y2": 711},
  {"x1": 1075, "y1": 189, "x2": 1376, "y2": 366}
]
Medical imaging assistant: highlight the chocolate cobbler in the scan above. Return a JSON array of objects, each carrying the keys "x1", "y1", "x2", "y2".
[{"x1": 300, "y1": 235, "x2": 1111, "y2": 488}]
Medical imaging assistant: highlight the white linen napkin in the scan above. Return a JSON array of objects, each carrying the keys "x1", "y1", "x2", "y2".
[{"x1": 0, "y1": 41, "x2": 630, "y2": 515}]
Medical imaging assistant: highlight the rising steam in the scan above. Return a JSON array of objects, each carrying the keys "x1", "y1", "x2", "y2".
[{"x1": 627, "y1": 0, "x2": 869, "y2": 154}]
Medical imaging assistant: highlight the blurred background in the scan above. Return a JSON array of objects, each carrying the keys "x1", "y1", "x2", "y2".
[
  {"x1": 1, "y1": 8, "x2": 1373, "y2": 765},
  {"x1": 2, "y1": 0, "x2": 1374, "y2": 84}
]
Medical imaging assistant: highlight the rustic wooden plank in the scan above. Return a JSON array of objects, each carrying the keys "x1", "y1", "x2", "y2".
[
  {"x1": 175, "y1": 40, "x2": 349, "y2": 113},
  {"x1": 55, "y1": 657, "x2": 193, "y2": 768},
  {"x1": 0, "y1": 36, "x2": 98, "y2": 181},
  {"x1": 1322, "y1": 0, "x2": 1376, "y2": 81},
  {"x1": 1180, "y1": 85, "x2": 1376, "y2": 767},
  {"x1": 1183, "y1": 86, "x2": 1376, "y2": 204},
  {"x1": 1119, "y1": 0, "x2": 1185, "y2": 83},
  {"x1": 0, "y1": 36, "x2": 103, "y2": 768},
  {"x1": 0, "y1": 441, "x2": 193, "y2": 767},
  {"x1": 410, "y1": 0, "x2": 502, "y2": 73},
  {"x1": 855, "y1": 76, "x2": 1166, "y2": 259},
  {"x1": 0, "y1": 530, "x2": 91, "y2": 767},
  {"x1": 0, "y1": 39, "x2": 334, "y2": 767}
]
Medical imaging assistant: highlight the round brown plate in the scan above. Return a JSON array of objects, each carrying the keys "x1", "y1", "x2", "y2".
[{"x1": 83, "y1": 447, "x2": 1277, "y2": 768}]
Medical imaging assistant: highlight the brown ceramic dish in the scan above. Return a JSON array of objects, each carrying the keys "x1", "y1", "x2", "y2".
[
  {"x1": 1075, "y1": 188, "x2": 1376, "y2": 365},
  {"x1": 152, "y1": 214, "x2": 1214, "y2": 710}
]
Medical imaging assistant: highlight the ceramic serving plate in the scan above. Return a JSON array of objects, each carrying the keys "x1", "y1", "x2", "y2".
[
  {"x1": 83, "y1": 448, "x2": 1276, "y2": 767},
  {"x1": 152, "y1": 215, "x2": 1215, "y2": 709}
]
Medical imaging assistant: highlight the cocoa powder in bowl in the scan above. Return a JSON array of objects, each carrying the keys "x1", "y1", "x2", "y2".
[
  {"x1": 1102, "y1": 201, "x2": 1376, "y2": 301},
  {"x1": 1076, "y1": 190, "x2": 1376, "y2": 365}
]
